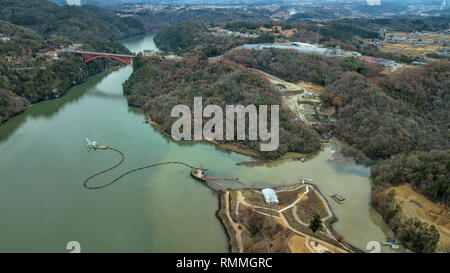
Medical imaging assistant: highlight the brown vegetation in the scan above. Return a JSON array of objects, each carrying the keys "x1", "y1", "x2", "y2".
[
  {"x1": 124, "y1": 56, "x2": 322, "y2": 159},
  {"x1": 296, "y1": 191, "x2": 329, "y2": 223},
  {"x1": 227, "y1": 48, "x2": 449, "y2": 161},
  {"x1": 239, "y1": 207, "x2": 291, "y2": 253}
]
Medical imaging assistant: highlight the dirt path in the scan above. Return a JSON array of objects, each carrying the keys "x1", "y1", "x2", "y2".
[
  {"x1": 278, "y1": 210, "x2": 347, "y2": 253},
  {"x1": 236, "y1": 189, "x2": 349, "y2": 253},
  {"x1": 288, "y1": 235, "x2": 312, "y2": 253},
  {"x1": 253, "y1": 69, "x2": 307, "y2": 93},
  {"x1": 211, "y1": 55, "x2": 323, "y2": 125},
  {"x1": 224, "y1": 191, "x2": 244, "y2": 253},
  {"x1": 311, "y1": 185, "x2": 335, "y2": 236},
  {"x1": 250, "y1": 69, "x2": 322, "y2": 125}
]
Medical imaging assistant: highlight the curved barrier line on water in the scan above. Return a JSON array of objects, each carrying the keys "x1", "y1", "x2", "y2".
[{"x1": 83, "y1": 147, "x2": 196, "y2": 190}]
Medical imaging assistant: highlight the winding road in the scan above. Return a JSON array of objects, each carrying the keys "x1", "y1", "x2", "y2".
[{"x1": 225, "y1": 186, "x2": 349, "y2": 253}]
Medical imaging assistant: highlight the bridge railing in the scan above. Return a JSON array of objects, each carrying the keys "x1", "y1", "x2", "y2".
[
  {"x1": 65, "y1": 50, "x2": 135, "y2": 67},
  {"x1": 69, "y1": 50, "x2": 135, "y2": 58}
]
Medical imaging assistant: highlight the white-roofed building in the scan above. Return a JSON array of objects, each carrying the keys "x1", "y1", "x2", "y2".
[
  {"x1": 66, "y1": 0, "x2": 81, "y2": 6},
  {"x1": 262, "y1": 188, "x2": 279, "y2": 204}
]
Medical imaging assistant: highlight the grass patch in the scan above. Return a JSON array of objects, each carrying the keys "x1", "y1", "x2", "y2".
[
  {"x1": 296, "y1": 191, "x2": 329, "y2": 223},
  {"x1": 282, "y1": 208, "x2": 340, "y2": 248}
]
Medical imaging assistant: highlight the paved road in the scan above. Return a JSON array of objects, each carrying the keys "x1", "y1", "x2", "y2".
[{"x1": 224, "y1": 192, "x2": 244, "y2": 253}]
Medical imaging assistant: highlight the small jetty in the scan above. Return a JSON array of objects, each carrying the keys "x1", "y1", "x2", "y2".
[
  {"x1": 330, "y1": 193, "x2": 345, "y2": 204},
  {"x1": 191, "y1": 168, "x2": 226, "y2": 191}
]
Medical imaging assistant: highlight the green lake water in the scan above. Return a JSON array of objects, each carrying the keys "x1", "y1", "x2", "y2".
[{"x1": 0, "y1": 34, "x2": 395, "y2": 252}]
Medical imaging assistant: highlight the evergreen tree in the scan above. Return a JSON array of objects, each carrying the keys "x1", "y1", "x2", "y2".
[{"x1": 309, "y1": 213, "x2": 323, "y2": 233}]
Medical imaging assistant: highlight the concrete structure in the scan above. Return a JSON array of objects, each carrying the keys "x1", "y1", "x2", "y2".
[
  {"x1": 241, "y1": 42, "x2": 362, "y2": 58},
  {"x1": 243, "y1": 43, "x2": 329, "y2": 56}
]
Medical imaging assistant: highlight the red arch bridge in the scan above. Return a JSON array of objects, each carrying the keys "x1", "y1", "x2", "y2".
[{"x1": 71, "y1": 51, "x2": 135, "y2": 67}]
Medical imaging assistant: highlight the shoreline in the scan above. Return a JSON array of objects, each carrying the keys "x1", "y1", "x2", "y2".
[
  {"x1": 142, "y1": 112, "x2": 366, "y2": 252},
  {"x1": 0, "y1": 65, "x2": 123, "y2": 127},
  {"x1": 142, "y1": 113, "x2": 324, "y2": 164},
  {"x1": 216, "y1": 191, "x2": 241, "y2": 253},
  {"x1": 143, "y1": 113, "x2": 264, "y2": 160},
  {"x1": 216, "y1": 182, "x2": 363, "y2": 253}
]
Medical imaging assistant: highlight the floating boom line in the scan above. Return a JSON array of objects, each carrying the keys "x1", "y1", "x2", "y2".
[{"x1": 83, "y1": 147, "x2": 197, "y2": 190}]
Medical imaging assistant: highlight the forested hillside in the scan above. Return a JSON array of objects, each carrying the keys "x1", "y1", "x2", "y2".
[
  {"x1": 0, "y1": 19, "x2": 110, "y2": 124},
  {"x1": 123, "y1": 56, "x2": 322, "y2": 159},
  {"x1": 80, "y1": 5, "x2": 167, "y2": 39},
  {"x1": 0, "y1": 0, "x2": 159, "y2": 124},
  {"x1": 0, "y1": 0, "x2": 135, "y2": 53},
  {"x1": 154, "y1": 20, "x2": 274, "y2": 57},
  {"x1": 225, "y1": 48, "x2": 380, "y2": 85},
  {"x1": 153, "y1": 8, "x2": 265, "y2": 25},
  {"x1": 322, "y1": 71, "x2": 447, "y2": 159},
  {"x1": 370, "y1": 150, "x2": 448, "y2": 252},
  {"x1": 372, "y1": 150, "x2": 449, "y2": 204},
  {"x1": 226, "y1": 49, "x2": 449, "y2": 161}
]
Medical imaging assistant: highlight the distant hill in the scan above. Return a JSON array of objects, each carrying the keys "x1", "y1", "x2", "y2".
[
  {"x1": 353, "y1": 1, "x2": 408, "y2": 14},
  {"x1": 0, "y1": 20, "x2": 96, "y2": 124},
  {"x1": 49, "y1": 0, "x2": 118, "y2": 7},
  {"x1": 154, "y1": 19, "x2": 274, "y2": 57},
  {"x1": 0, "y1": 0, "x2": 169, "y2": 53},
  {"x1": 0, "y1": 0, "x2": 154, "y2": 124},
  {"x1": 154, "y1": 8, "x2": 266, "y2": 25},
  {"x1": 81, "y1": 5, "x2": 167, "y2": 35},
  {"x1": 48, "y1": 0, "x2": 68, "y2": 5},
  {"x1": 0, "y1": 0, "x2": 124, "y2": 51}
]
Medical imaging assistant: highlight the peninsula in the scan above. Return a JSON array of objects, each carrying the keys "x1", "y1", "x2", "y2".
[{"x1": 216, "y1": 181, "x2": 361, "y2": 253}]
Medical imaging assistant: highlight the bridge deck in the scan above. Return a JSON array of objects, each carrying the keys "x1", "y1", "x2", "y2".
[{"x1": 69, "y1": 51, "x2": 135, "y2": 58}]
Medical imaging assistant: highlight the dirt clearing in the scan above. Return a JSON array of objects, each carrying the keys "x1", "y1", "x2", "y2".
[
  {"x1": 288, "y1": 235, "x2": 311, "y2": 253},
  {"x1": 386, "y1": 184, "x2": 450, "y2": 252}
]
